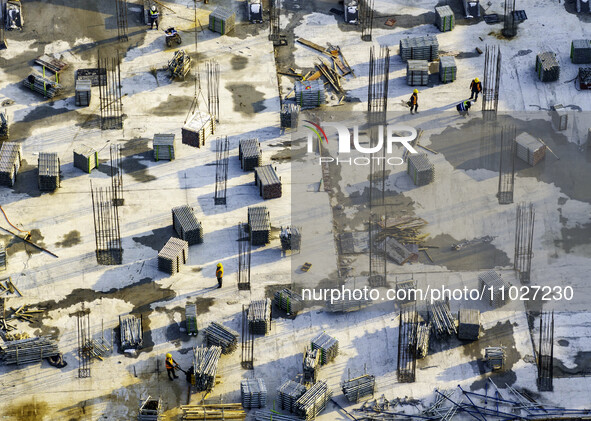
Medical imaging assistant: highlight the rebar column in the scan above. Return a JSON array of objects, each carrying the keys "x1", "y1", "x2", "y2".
[
  {"x1": 241, "y1": 304, "x2": 254, "y2": 369},
  {"x1": 397, "y1": 308, "x2": 418, "y2": 383},
  {"x1": 98, "y1": 52, "x2": 123, "y2": 130},
  {"x1": 360, "y1": 0, "x2": 375, "y2": 42},
  {"x1": 110, "y1": 144, "x2": 124, "y2": 206},
  {"x1": 206, "y1": 60, "x2": 220, "y2": 122},
  {"x1": 237, "y1": 223, "x2": 251, "y2": 290},
  {"x1": 214, "y1": 136, "x2": 229, "y2": 205},
  {"x1": 269, "y1": 0, "x2": 286, "y2": 46},
  {"x1": 514, "y1": 203, "x2": 535, "y2": 283},
  {"x1": 482, "y1": 45, "x2": 501, "y2": 121},
  {"x1": 91, "y1": 182, "x2": 123, "y2": 265},
  {"x1": 115, "y1": 0, "x2": 129, "y2": 42},
  {"x1": 77, "y1": 311, "x2": 91, "y2": 378},
  {"x1": 537, "y1": 311, "x2": 554, "y2": 391},
  {"x1": 502, "y1": 0, "x2": 517, "y2": 38},
  {"x1": 497, "y1": 125, "x2": 516, "y2": 204}
]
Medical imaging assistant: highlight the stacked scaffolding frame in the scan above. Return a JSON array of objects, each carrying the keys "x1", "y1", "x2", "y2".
[
  {"x1": 98, "y1": 53, "x2": 123, "y2": 130},
  {"x1": 241, "y1": 304, "x2": 254, "y2": 369},
  {"x1": 237, "y1": 223, "x2": 251, "y2": 290},
  {"x1": 110, "y1": 144, "x2": 124, "y2": 206},
  {"x1": 514, "y1": 203, "x2": 535, "y2": 283},
  {"x1": 91, "y1": 184, "x2": 123, "y2": 265},
  {"x1": 206, "y1": 61, "x2": 220, "y2": 122},
  {"x1": 76, "y1": 311, "x2": 91, "y2": 378},
  {"x1": 214, "y1": 136, "x2": 229, "y2": 205},
  {"x1": 359, "y1": 0, "x2": 375, "y2": 41},
  {"x1": 115, "y1": 0, "x2": 129, "y2": 42},
  {"x1": 397, "y1": 308, "x2": 418, "y2": 383},
  {"x1": 482, "y1": 46, "x2": 501, "y2": 121},
  {"x1": 537, "y1": 311, "x2": 554, "y2": 391},
  {"x1": 497, "y1": 126, "x2": 516, "y2": 205},
  {"x1": 503, "y1": 0, "x2": 517, "y2": 38}
]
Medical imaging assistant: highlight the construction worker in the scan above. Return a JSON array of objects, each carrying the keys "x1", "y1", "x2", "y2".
[
  {"x1": 165, "y1": 353, "x2": 180, "y2": 381},
  {"x1": 456, "y1": 100, "x2": 472, "y2": 117},
  {"x1": 470, "y1": 77, "x2": 482, "y2": 101},
  {"x1": 409, "y1": 89, "x2": 419, "y2": 114},
  {"x1": 216, "y1": 263, "x2": 223, "y2": 289},
  {"x1": 149, "y1": 5, "x2": 159, "y2": 30}
]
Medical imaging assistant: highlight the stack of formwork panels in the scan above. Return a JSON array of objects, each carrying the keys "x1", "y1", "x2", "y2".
[
  {"x1": 172, "y1": 205, "x2": 203, "y2": 245},
  {"x1": 341, "y1": 374, "x2": 376, "y2": 403},
  {"x1": 273, "y1": 288, "x2": 303, "y2": 315},
  {"x1": 182, "y1": 111, "x2": 215, "y2": 148},
  {"x1": 458, "y1": 309, "x2": 480, "y2": 341},
  {"x1": 516, "y1": 133, "x2": 546, "y2": 166},
  {"x1": 38, "y1": 152, "x2": 60, "y2": 191},
  {"x1": 407, "y1": 153, "x2": 434, "y2": 186},
  {"x1": 0, "y1": 111, "x2": 8, "y2": 140},
  {"x1": 303, "y1": 347, "x2": 320, "y2": 383},
  {"x1": 193, "y1": 346, "x2": 222, "y2": 391},
  {"x1": 204, "y1": 321, "x2": 239, "y2": 354},
  {"x1": 254, "y1": 165, "x2": 282, "y2": 199},
  {"x1": 278, "y1": 380, "x2": 307, "y2": 412},
  {"x1": 0, "y1": 242, "x2": 6, "y2": 271},
  {"x1": 75, "y1": 79, "x2": 91, "y2": 106},
  {"x1": 435, "y1": 6, "x2": 454, "y2": 32},
  {"x1": 571, "y1": 39, "x2": 591, "y2": 64},
  {"x1": 294, "y1": 80, "x2": 325, "y2": 109},
  {"x1": 73, "y1": 145, "x2": 98, "y2": 173},
  {"x1": 399, "y1": 36, "x2": 439, "y2": 61},
  {"x1": 551, "y1": 104, "x2": 568, "y2": 131},
  {"x1": 406, "y1": 60, "x2": 429, "y2": 86},
  {"x1": 439, "y1": 56, "x2": 457, "y2": 83},
  {"x1": 311, "y1": 332, "x2": 339, "y2": 365},
  {"x1": 239, "y1": 138, "x2": 262, "y2": 171},
  {"x1": 248, "y1": 206, "x2": 271, "y2": 245},
  {"x1": 153, "y1": 134, "x2": 176, "y2": 161},
  {"x1": 248, "y1": 299, "x2": 271, "y2": 334},
  {"x1": 463, "y1": 0, "x2": 480, "y2": 18},
  {"x1": 0, "y1": 142, "x2": 22, "y2": 187},
  {"x1": 209, "y1": 7, "x2": 236, "y2": 35},
  {"x1": 280, "y1": 103, "x2": 300, "y2": 128},
  {"x1": 0, "y1": 336, "x2": 60, "y2": 365},
  {"x1": 119, "y1": 315, "x2": 143, "y2": 350},
  {"x1": 157, "y1": 237, "x2": 189, "y2": 275},
  {"x1": 294, "y1": 380, "x2": 332, "y2": 420},
  {"x1": 22, "y1": 74, "x2": 62, "y2": 98},
  {"x1": 241, "y1": 378, "x2": 267, "y2": 409},
  {"x1": 185, "y1": 303, "x2": 198, "y2": 335},
  {"x1": 138, "y1": 397, "x2": 162, "y2": 421},
  {"x1": 478, "y1": 270, "x2": 510, "y2": 308},
  {"x1": 535, "y1": 52, "x2": 560, "y2": 82}
]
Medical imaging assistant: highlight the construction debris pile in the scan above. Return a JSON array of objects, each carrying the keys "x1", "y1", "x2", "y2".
[
  {"x1": 182, "y1": 111, "x2": 215, "y2": 148},
  {"x1": 119, "y1": 314, "x2": 143, "y2": 350},
  {"x1": 379, "y1": 216, "x2": 429, "y2": 245},
  {"x1": 273, "y1": 288, "x2": 303, "y2": 315},
  {"x1": 406, "y1": 60, "x2": 429, "y2": 86},
  {"x1": 138, "y1": 396, "x2": 162, "y2": 421},
  {"x1": 0, "y1": 142, "x2": 22, "y2": 187},
  {"x1": 294, "y1": 80, "x2": 326, "y2": 109},
  {"x1": 209, "y1": 7, "x2": 236, "y2": 35},
  {"x1": 153, "y1": 134, "x2": 176, "y2": 161},
  {"x1": 280, "y1": 103, "x2": 300, "y2": 128},
  {"x1": 516, "y1": 133, "x2": 546, "y2": 166},
  {"x1": 241, "y1": 378, "x2": 267, "y2": 409},
  {"x1": 478, "y1": 270, "x2": 510, "y2": 308},
  {"x1": 22, "y1": 74, "x2": 62, "y2": 98},
  {"x1": 204, "y1": 321, "x2": 238, "y2": 354},
  {"x1": 185, "y1": 303, "x2": 198, "y2": 336},
  {"x1": 407, "y1": 153, "x2": 435, "y2": 186},
  {"x1": 439, "y1": 56, "x2": 457, "y2": 83},
  {"x1": 0, "y1": 336, "x2": 60, "y2": 365},
  {"x1": 278, "y1": 380, "x2": 307, "y2": 412},
  {"x1": 168, "y1": 50, "x2": 192, "y2": 79},
  {"x1": 428, "y1": 300, "x2": 457, "y2": 337},
  {"x1": 248, "y1": 299, "x2": 271, "y2": 334},
  {"x1": 7, "y1": 304, "x2": 43, "y2": 325},
  {"x1": 311, "y1": 332, "x2": 339, "y2": 365},
  {"x1": 73, "y1": 145, "x2": 98, "y2": 173},
  {"x1": 254, "y1": 165, "x2": 282, "y2": 199},
  {"x1": 172, "y1": 206, "x2": 203, "y2": 245},
  {"x1": 192, "y1": 346, "x2": 222, "y2": 391},
  {"x1": 248, "y1": 206, "x2": 271, "y2": 246},
  {"x1": 294, "y1": 380, "x2": 333, "y2": 420},
  {"x1": 239, "y1": 138, "x2": 262, "y2": 171},
  {"x1": 571, "y1": 39, "x2": 591, "y2": 63},
  {"x1": 303, "y1": 346, "x2": 320, "y2": 383},
  {"x1": 535, "y1": 52, "x2": 560, "y2": 82},
  {"x1": 280, "y1": 226, "x2": 301, "y2": 252},
  {"x1": 181, "y1": 403, "x2": 245, "y2": 420},
  {"x1": 37, "y1": 152, "x2": 60, "y2": 191},
  {"x1": 458, "y1": 309, "x2": 480, "y2": 341},
  {"x1": 400, "y1": 36, "x2": 439, "y2": 61},
  {"x1": 157, "y1": 237, "x2": 189, "y2": 274},
  {"x1": 435, "y1": 5, "x2": 454, "y2": 32},
  {"x1": 342, "y1": 374, "x2": 376, "y2": 403}
]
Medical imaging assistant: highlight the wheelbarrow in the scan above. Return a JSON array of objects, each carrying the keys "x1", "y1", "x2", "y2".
[{"x1": 164, "y1": 27, "x2": 181, "y2": 47}]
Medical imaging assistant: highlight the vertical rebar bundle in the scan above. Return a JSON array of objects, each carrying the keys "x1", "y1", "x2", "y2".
[
  {"x1": 397, "y1": 308, "x2": 418, "y2": 383},
  {"x1": 241, "y1": 304, "x2": 254, "y2": 369},
  {"x1": 359, "y1": 0, "x2": 374, "y2": 41},
  {"x1": 237, "y1": 223, "x2": 251, "y2": 290},
  {"x1": 537, "y1": 311, "x2": 554, "y2": 391},
  {"x1": 214, "y1": 136, "x2": 229, "y2": 205},
  {"x1": 91, "y1": 183, "x2": 123, "y2": 265},
  {"x1": 0, "y1": 10, "x2": 5, "y2": 49},
  {"x1": 110, "y1": 144, "x2": 124, "y2": 206},
  {"x1": 368, "y1": 213, "x2": 386, "y2": 287},
  {"x1": 503, "y1": 0, "x2": 517, "y2": 38},
  {"x1": 269, "y1": 0, "x2": 284, "y2": 45},
  {"x1": 497, "y1": 126, "x2": 516, "y2": 205},
  {"x1": 98, "y1": 52, "x2": 123, "y2": 130},
  {"x1": 482, "y1": 46, "x2": 501, "y2": 120},
  {"x1": 206, "y1": 61, "x2": 220, "y2": 122},
  {"x1": 115, "y1": 0, "x2": 129, "y2": 42},
  {"x1": 76, "y1": 311, "x2": 91, "y2": 378},
  {"x1": 514, "y1": 203, "x2": 535, "y2": 283}
]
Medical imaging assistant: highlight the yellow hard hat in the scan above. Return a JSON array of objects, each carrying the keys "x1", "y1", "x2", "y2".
[
  {"x1": 217, "y1": 263, "x2": 222, "y2": 267},
  {"x1": 475, "y1": 77, "x2": 480, "y2": 83},
  {"x1": 166, "y1": 353, "x2": 172, "y2": 359},
  {"x1": 413, "y1": 89, "x2": 418, "y2": 94}
]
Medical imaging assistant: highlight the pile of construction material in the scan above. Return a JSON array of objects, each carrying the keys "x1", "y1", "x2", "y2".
[
  {"x1": 435, "y1": 5, "x2": 454, "y2": 32},
  {"x1": 181, "y1": 403, "x2": 245, "y2": 420},
  {"x1": 311, "y1": 332, "x2": 339, "y2": 365},
  {"x1": 551, "y1": 104, "x2": 568, "y2": 131},
  {"x1": 254, "y1": 411, "x2": 301, "y2": 421},
  {"x1": 248, "y1": 206, "x2": 271, "y2": 246},
  {"x1": 76, "y1": 68, "x2": 107, "y2": 86},
  {"x1": 248, "y1": 299, "x2": 271, "y2": 334},
  {"x1": 75, "y1": 80, "x2": 91, "y2": 106},
  {"x1": 182, "y1": 111, "x2": 215, "y2": 148},
  {"x1": 254, "y1": 165, "x2": 282, "y2": 199},
  {"x1": 153, "y1": 134, "x2": 176, "y2": 161},
  {"x1": 407, "y1": 153, "x2": 434, "y2": 186},
  {"x1": 204, "y1": 322, "x2": 238, "y2": 354},
  {"x1": 484, "y1": 346, "x2": 505, "y2": 371},
  {"x1": 158, "y1": 237, "x2": 189, "y2": 274},
  {"x1": 516, "y1": 133, "x2": 546, "y2": 166},
  {"x1": 294, "y1": 380, "x2": 333, "y2": 420},
  {"x1": 0, "y1": 278, "x2": 21, "y2": 298},
  {"x1": 325, "y1": 296, "x2": 372, "y2": 312},
  {"x1": 278, "y1": 380, "x2": 307, "y2": 412},
  {"x1": 428, "y1": 300, "x2": 457, "y2": 337},
  {"x1": 22, "y1": 74, "x2": 62, "y2": 98},
  {"x1": 241, "y1": 378, "x2": 267, "y2": 409},
  {"x1": 185, "y1": 303, "x2": 198, "y2": 335},
  {"x1": 192, "y1": 346, "x2": 222, "y2": 391},
  {"x1": 168, "y1": 50, "x2": 192, "y2": 79},
  {"x1": 0, "y1": 336, "x2": 60, "y2": 365},
  {"x1": 0, "y1": 243, "x2": 6, "y2": 271},
  {"x1": 478, "y1": 270, "x2": 510, "y2": 307},
  {"x1": 379, "y1": 216, "x2": 429, "y2": 245},
  {"x1": 385, "y1": 236, "x2": 417, "y2": 265},
  {"x1": 414, "y1": 322, "x2": 431, "y2": 358},
  {"x1": 209, "y1": 7, "x2": 236, "y2": 34},
  {"x1": 463, "y1": 0, "x2": 480, "y2": 18},
  {"x1": 274, "y1": 288, "x2": 303, "y2": 315},
  {"x1": 535, "y1": 52, "x2": 560, "y2": 82},
  {"x1": 458, "y1": 309, "x2": 480, "y2": 341},
  {"x1": 280, "y1": 103, "x2": 300, "y2": 128},
  {"x1": 579, "y1": 67, "x2": 591, "y2": 89},
  {"x1": 406, "y1": 60, "x2": 429, "y2": 86},
  {"x1": 73, "y1": 145, "x2": 98, "y2": 173},
  {"x1": 0, "y1": 111, "x2": 8, "y2": 140},
  {"x1": 138, "y1": 396, "x2": 162, "y2": 421},
  {"x1": 8, "y1": 305, "x2": 43, "y2": 324},
  {"x1": 571, "y1": 39, "x2": 591, "y2": 64},
  {"x1": 239, "y1": 138, "x2": 262, "y2": 171},
  {"x1": 280, "y1": 226, "x2": 301, "y2": 252},
  {"x1": 342, "y1": 374, "x2": 376, "y2": 403},
  {"x1": 399, "y1": 36, "x2": 439, "y2": 61},
  {"x1": 439, "y1": 56, "x2": 457, "y2": 83},
  {"x1": 0, "y1": 142, "x2": 22, "y2": 187},
  {"x1": 172, "y1": 206, "x2": 203, "y2": 245},
  {"x1": 303, "y1": 346, "x2": 320, "y2": 383},
  {"x1": 119, "y1": 314, "x2": 143, "y2": 350},
  {"x1": 294, "y1": 80, "x2": 325, "y2": 109},
  {"x1": 38, "y1": 152, "x2": 60, "y2": 191}
]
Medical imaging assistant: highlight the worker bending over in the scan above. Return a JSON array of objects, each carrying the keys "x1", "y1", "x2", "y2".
[
  {"x1": 457, "y1": 100, "x2": 472, "y2": 117},
  {"x1": 165, "y1": 353, "x2": 180, "y2": 381}
]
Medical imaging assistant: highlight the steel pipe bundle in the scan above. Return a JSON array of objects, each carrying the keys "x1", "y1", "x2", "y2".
[
  {"x1": 73, "y1": 145, "x2": 98, "y2": 174},
  {"x1": 516, "y1": 133, "x2": 546, "y2": 166},
  {"x1": 239, "y1": 138, "x2": 262, "y2": 171},
  {"x1": 241, "y1": 378, "x2": 267, "y2": 408},
  {"x1": 204, "y1": 322, "x2": 238, "y2": 354},
  {"x1": 22, "y1": 74, "x2": 62, "y2": 98},
  {"x1": 248, "y1": 206, "x2": 271, "y2": 245},
  {"x1": 342, "y1": 374, "x2": 375, "y2": 403},
  {"x1": 1, "y1": 336, "x2": 59, "y2": 365},
  {"x1": 478, "y1": 270, "x2": 510, "y2": 307},
  {"x1": 254, "y1": 165, "x2": 282, "y2": 199},
  {"x1": 457, "y1": 309, "x2": 480, "y2": 341},
  {"x1": 435, "y1": 5, "x2": 454, "y2": 32},
  {"x1": 303, "y1": 346, "x2": 320, "y2": 384},
  {"x1": 280, "y1": 226, "x2": 301, "y2": 252},
  {"x1": 278, "y1": 380, "x2": 307, "y2": 412},
  {"x1": 255, "y1": 411, "x2": 301, "y2": 421},
  {"x1": 439, "y1": 56, "x2": 457, "y2": 83},
  {"x1": 192, "y1": 346, "x2": 222, "y2": 391},
  {"x1": 294, "y1": 80, "x2": 325, "y2": 109},
  {"x1": 209, "y1": 7, "x2": 236, "y2": 35},
  {"x1": 311, "y1": 332, "x2": 339, "y2": 365},
  {"x1": 0, "y1": 142, "x2": 21, "y2": 187},
  {"x1": 181, "y1": 403, "x2": 245, "y2": 420},
  {"x1": 119, "y1": 315, "x2": 143, "y2": 350},
  {"x1": 571, "y1": 39, "x2": 591, "y2": 63},
  {"x1": 248, "y1": 299, "x2": 271, "y2": 334},
  {"x1": 38, "y1": 152, "x2": 60, "y2": 191},
  {"x1": 294, "y1": 380, "x2": 332, "y2": 420},
  {"x1": 273, "y1": 288, "x2": 303, "y2": 315},
  {"x1": 158, "y1": 237, "x2": 189, "y2": 274},
  {"x1": 535, "y1": 52, "x2": 560, "y2": 82},
  {"x1": 138, "y1": 396, "x2": 162, "y2": 421},
  {"x1": 407, "y1": 153, "x2": 434, "y2": 186},
  {"x1": 400, "y1": 36, "x2": 439, "y2": 61},
  {"x1": 413, "y1": 322, "x2": 431, "y2": 358},
  {"x1": 428, "y1": 300, "x2": 457, "y2": 337},
  {"x1": 280, "y1": 103, "x2": 300, "y2": 128},
  {"x1": 172, "y1": 206, "x2": 203, "y2": 245},
  {"x1": 153, "y1": 134, "x2": 176, "y2": 161},
  {"x1": 185, "y1": 304, "x2": 198, "y2": 335}
]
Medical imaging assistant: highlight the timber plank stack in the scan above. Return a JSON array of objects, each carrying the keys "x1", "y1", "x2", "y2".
[
  {"x1": 516, "y1": 133, "x2": 546, "y2": 166},
  {"x1": 182, "y1": 111, "x2": 215, "y2": 148},
  {"x1": 181, "y1": 403, "x2": 245, "y2": 420},
  {"x1": 0, "y1": 142, "x2": 22, "y2": 187},
  {"x1": 248, "y1": 206, "x2": 271, "y2": 245},
  {"x1": 204, "y1": 321, "x2": 239, "y2": 354},
  {"x1": 254, "y1": 165, "x2": 282, "y2": 199},
  {"x1": 37, "y1": 152, "x2": 60, "y2": 191},
  {"x1": 73, "y1": 145, "x2": 98, "y2": 173},
  {"x1": 172, "y1": 205, "x2": 203, "y2": 245},
  {"x1": 153, "y1": 134, "x2": 176, "y2": 161},
  {"x1": 157, "y1": 237, "x2": 189, "y2": 274},
  {"x1": 209, "y1": 7, "x2": 236, "y2": 35},
  {"x1": 239, "y1": 138, "x2": 262, "y2": 171}
]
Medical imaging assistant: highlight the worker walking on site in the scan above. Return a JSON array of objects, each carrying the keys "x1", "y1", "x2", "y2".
[
  {"x1": 165, "y1": 353, "x2": 180, "y2": 381},
  {"x1": 216, "y1": 263, "x2": 224, "y2": 289},
  {"x1": 149, "y1": 5, "x2": 159, "y2": 30},
  {"x1": 456, "y1": 100, "x2": 472, "y2": 117},
  {"x1": 469, "y1": 77, "x2": 482, "y2": 101},
  {"x1": 409, "y1": 89, "x2": 419, "y2": 114}
]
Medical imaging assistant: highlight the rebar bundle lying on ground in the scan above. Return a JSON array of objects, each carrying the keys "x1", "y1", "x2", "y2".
[
  {"x1": 248, "y1": 299, "x2": 271, "y2": 334},
  {"x1": 342, "y1": 374, "x2": 376, "y2": 403},
  {"x1": 428, "y1": 300, "x2": 457, "y2": 337},
  {"x1": 413, "y1": 322, "x2": 431, "y2": 358},
  {"x1": 303, "y1": 346, "x2": 320, "y2": 383},
  {"x1": 204, "y1": 321, "x2": 238, "y2": 354},
  {"x1": 241, "y1": 378, "x2": 267, "y2": 409},
  {"x1": 273, "y1": 288, "x2": 303, "y2": 315},
  {"x1": 278, "y1": 380, "x2": 307, "y2": 412},
  {"x1": 172, "y1": 206, "x2": 203, "y2": 245},
  {"x1": 22, "y1": 74, "x2": 62, "y2": 98},
  {"x1": 311, "y1": 332, "x2": 339, "y2": 365},
  {"x1": 0, "y1": 336, "x2": 60, "y2": 365},
  {"x1": 192, "y1": 346, "x2": 222, "y2": 391},
  {"x1": 119, "y1": 315, "x2": 143, "y2": 350},
  {"x1": 181, "y1": 403, "x2": 245, "y2": 420},
  {"x1": 294, "y1": 380, "x2": 332, "y2": 420}
]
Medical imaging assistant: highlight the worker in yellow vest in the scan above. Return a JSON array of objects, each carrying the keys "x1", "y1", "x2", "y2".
[
  {"x1": 149, "y1": 5, "x2": 159, "y2": 30},
  {"x1": 216, "y1": 263, "x2": 223, "y2": 289}
]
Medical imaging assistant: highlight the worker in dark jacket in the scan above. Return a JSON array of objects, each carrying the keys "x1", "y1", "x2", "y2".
[
  {"x1": 149, "y1": 5, "x2": 159, "y2": 30},
  {"x1": 216, "y1": 263, "x2": 224, "y2": 289},
  {"x1": 469, "y1": 77, "x2": 482, "y2": 101},
  {"x1": 165, "y1": 353, "x2": 180, "y2": 381},
  {"x1": 456, "y1": 100, "x2": 472, "y2": 117},
  {"x1": 409, "y1": 89, "x2": 419, "y2": 114}
]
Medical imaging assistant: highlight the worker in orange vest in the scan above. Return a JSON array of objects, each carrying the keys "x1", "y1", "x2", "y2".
[
  {"x1": 216, "y1": 263, "x2": 224, "y2": 289},
  {"x1": 165, "y1": 353, "x2": 180, "y2": 381},
  {"x1": 470, "y1": 77, "x2": 482, "y2": 101},
  {"x1": 409, "y1": 89, "x2": 419, "y2": 114}
]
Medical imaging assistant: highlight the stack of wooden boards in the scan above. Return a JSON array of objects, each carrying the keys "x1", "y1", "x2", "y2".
[{"x1": 181, "y1": 403, "x2": 245, "y2": 420}]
